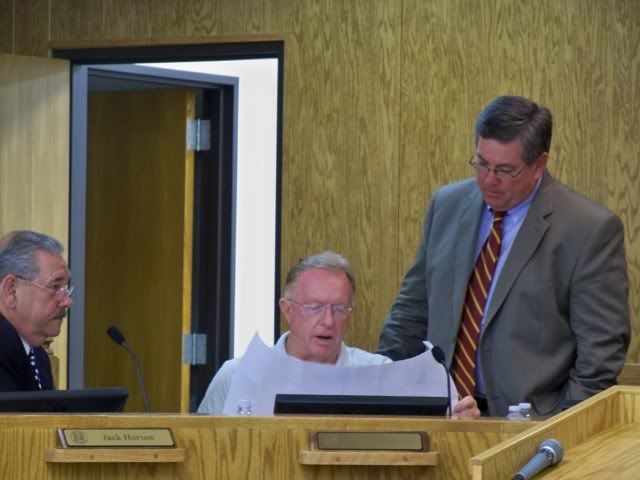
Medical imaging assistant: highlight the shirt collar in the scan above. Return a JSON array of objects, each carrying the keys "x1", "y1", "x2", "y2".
[{"x1": 19, "y1": 336, "x2": 32, "y2": 355}]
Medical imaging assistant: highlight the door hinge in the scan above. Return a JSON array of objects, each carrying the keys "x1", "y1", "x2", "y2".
[
  {"x1": 183, "y1": 333, "x2": 207, "y2": 365},
  {"x1": 186, "y1": 119, "x2": 211, "y2": 151}
]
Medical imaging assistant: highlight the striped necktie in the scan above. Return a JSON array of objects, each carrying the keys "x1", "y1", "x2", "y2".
[
  {"x1": 28, "y1": 348, "x2": 43, "y2": 391},
  {"x1": 452, "y1": 211, "x2": 506, "y2": 399}
]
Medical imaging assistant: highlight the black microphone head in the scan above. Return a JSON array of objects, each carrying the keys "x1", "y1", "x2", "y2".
[
  {"x1": 538, "y1": 439, "x2": 563, "y2": 465},
  {"x1": 107, "y1": 326, "x2": 126, "y2": 346},
  {"x1": 431, "y1": 345, "x2": 446, "y2": 364}
]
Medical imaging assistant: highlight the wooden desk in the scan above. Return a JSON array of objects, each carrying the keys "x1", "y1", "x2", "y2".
[
  {"x1": 0, "y1": 413, "x2": 532, "y2": 479},
  {"x1": 470, "y1": 386, "x2": 640, "y2": 479}
]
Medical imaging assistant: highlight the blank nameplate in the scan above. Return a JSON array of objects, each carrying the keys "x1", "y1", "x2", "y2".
[
  {"x1": 316, "y1": 432, "x2": 425, "y2": 451},
  {"x1": 58, "y1": 428, "x2": 175, "y2": 448}
]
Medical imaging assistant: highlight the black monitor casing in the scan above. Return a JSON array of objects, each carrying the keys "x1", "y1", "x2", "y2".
[
  {"x1": 274, "y1": 394, "x2": 448, "y2": 416},
  {"x1": 0, "y1": 387, "x2": 128, "y2": 413}
]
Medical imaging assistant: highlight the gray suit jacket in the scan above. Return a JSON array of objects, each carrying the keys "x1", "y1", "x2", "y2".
[{"x1": 378, "y1": 172, "x2": 630, "y2": 416}]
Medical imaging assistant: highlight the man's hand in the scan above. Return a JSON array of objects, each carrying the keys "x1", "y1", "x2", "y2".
[{"x1": 452, "y1": 395, "x2": 480, "y2": 419}]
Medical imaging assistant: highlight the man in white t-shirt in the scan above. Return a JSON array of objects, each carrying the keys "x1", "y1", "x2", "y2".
[{"x1": 198, "y1": 251, "x2": 479, "y2": 418}]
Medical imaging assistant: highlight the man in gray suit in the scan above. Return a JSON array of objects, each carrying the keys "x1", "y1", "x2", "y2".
[{"x1": 378, "y1": 95, "x2": 630, "y2": 417}]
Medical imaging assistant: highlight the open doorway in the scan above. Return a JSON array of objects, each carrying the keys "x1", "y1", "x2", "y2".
[{"x1": 55, "y1": 42, "x2": 283, "y2": 412}]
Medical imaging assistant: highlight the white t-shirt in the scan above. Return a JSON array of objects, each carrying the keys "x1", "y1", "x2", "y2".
[{"x1": 197, "y1": 331, "x2": 391, "y2": 414}]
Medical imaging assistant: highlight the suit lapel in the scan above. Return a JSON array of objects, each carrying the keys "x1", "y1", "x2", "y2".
[
  {"x1": 452, "y1": 189, "x2": 486, "y2": 328},
  {"x1": 482, "y1": 174, "x2": 555, "y2": 328}
]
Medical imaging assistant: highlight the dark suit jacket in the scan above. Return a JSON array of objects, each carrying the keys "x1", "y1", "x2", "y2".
[
  {"x1": 0, "y1": 314, "x2": 54, "y2": 391},
  {"x1": 378, "y1": 172, "x2": 630, "y2": 416}
]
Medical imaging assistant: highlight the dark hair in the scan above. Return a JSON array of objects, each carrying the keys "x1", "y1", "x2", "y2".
[
  {"x1": 475, "y1": 95, "x2": 553, "y2": 164},
  {"x1": 0, "y1": 230, "x2": 64, "y2": 280},
  {"x1": 283, "y1": 251, "x2": 355, "y2": 297}
]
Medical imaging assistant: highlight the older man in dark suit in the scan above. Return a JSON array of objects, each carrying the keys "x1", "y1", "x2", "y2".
[
  {"x1": 0, "y1": 231, "x2": 73, "y2": 391},
  {"x1": 379, "y1": 95, "x2": 630, "y2": 417}
]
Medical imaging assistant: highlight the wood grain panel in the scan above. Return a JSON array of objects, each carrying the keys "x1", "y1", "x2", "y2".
[
  {"x1": 280, "y1": 0, "x2": 401, "y2": 353},
  {"x1": 0, "y1": 53, "x2": 70, "y2": 387},
  {"x1": 49, "y1": 0, "x2": 273, "y2": 41},
  {"x1": 608, "y1": 1, "x2": 640, "y2": 362},
  {"x1": 84, "y1": 89, "x2": 193, "y2": 413},
  {"x1": 618, "y1": 362, "x2": 640, "y2": 386},
  {"x1": 540, "y1": 423, "x2": 640, "y2": 479},
  {"x1": 45, "y1": 447, "x2": 186, "y2": 463},
  {"x1": 4, "y1": 0, "x2": 640, "y2": 364},
  {"x1": 51, "y1": 0, "x2": 152, "y2": 41},
  {"x1": 181, "y1": 91, "x2": 195, "y2": 413},
  {"x1": 399, "y1": 0, "x2": 484, "y2": 280},
  {"x1": 14, "y1": 0, "x2": 48, "y2": 56},
  {"x1": 471, "y1": 386, "x2": 640, "y2": 478},
  {"x1": 0, "y1": 0, "x2": 13, "y2": 54},
  {"x1": 0, "y1": 414, "x2": 532, "y2": 479}
]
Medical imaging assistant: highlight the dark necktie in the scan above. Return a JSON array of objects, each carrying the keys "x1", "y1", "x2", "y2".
[
  {"x1": 28, "y1": 348, "x2": 43, "y2": 391},
  {"x1": 452, "y1": 211, "x2": 506, "y2": 399}
]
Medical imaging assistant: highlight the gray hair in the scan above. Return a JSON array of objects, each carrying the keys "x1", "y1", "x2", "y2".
[
  {"x1": 283, "y1": 251, "x2": 356, "y2": 297},
  {"x1": 475, "y1": 95, "x2": 553, "y2": 165},
  {"x1": 0, "y1": 230, "x2": 64, "y2": 280}
]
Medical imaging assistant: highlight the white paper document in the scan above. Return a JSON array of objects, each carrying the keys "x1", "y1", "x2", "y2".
[{"x1": 222, "y1": 334, "x2": 459, "y2": 415}]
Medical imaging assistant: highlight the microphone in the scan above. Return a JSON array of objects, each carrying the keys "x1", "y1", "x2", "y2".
[
  {"x1": 512, "y1": 439, "x2": 563, "y2": 480},
  {"x1": 106, "y1": 326, "x2": 151, "y2": 413},
  {"x1": 430, "y1": 345, "x2": 453, "y2": 418}
]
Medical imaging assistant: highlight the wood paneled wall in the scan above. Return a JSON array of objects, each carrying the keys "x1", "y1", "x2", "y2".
[
  {"x1": 1, "y1": 0, "x2": 638, "y2": 362},
  {"x1": 0, "y1": 0, "x2": 12, "y2": 54},
  {"x1": 0, "y1": 53, "x2": 70, "y2": 386}
]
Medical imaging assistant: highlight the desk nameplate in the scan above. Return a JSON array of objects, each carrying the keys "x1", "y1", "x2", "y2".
[
  {"x1": 316, "y1": 432, "x2": 426, "y2": 451},
  {"x1": 58, "y1": 428, "x2": 175, "y2": 448},
  {"x1": 299, "y1": 431, "x2": 437, "y2": 466}
]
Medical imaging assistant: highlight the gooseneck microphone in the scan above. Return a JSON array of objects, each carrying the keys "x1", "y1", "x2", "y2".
[
  {"x1": 430, "y1": 346, "x2": 453, "y2": 418},
  {"x1": 512, "y1": 439, "x2": 564, "y2": 480},
  {"x1": 107, "y1": 326, "x2": 151, "y2": 413}
]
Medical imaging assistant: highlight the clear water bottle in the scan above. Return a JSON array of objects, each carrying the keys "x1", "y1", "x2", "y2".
[
  {"x1": 506, "y1": 404, "x2": 522, "y2": 420},
  {"x1": 236, "y1": 400, "x2": 252, "y2": 416},
  {"x1": 518, "y1": 402, "x2": 532, "y2": 419}
]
